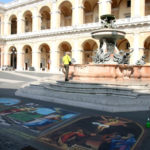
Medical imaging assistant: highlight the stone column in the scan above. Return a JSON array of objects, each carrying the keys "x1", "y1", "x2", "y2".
[
  {"x1": 33, "y1": 7, "x2": 41, "y2": 32},
  {"x1": 99, "y1": 0, "x2": 112, "y2": 17},
  {"x1": 32, "y1": 44, "x2": 41, "y2": 71},
  {"x1": 50, "y1": 42, "x2": 60, "y2": 73},
  {"x1": 72, "y1": 0, "x2": 84, "y2": 26},
  {"x1": 131, "y1": 0, "x2": 145, "y2": 17},
  {"x1": 0, "y1": 16, "x2": 4, "y2": 36},
  {"x1": 4, "y1": 15, "x2": 10, "y2": 36},
  {"x1": 1, "y1": 51, "x2": 4, "y2": 67},
  {"x1": 16, "y1": 44, "x2": 24, "y2": 71},
  {"x1": 130, "y1": 33, "x2": 140, "y2": 64},
  {"x1": 17, "y1": 12, "x2": 24, "y2": 34},
  {"x1": 4, "y1": 50, "x2": 10, "y2": 66},
  {"x1": 72, "y1": 40, "x2": 83, "y2": 64},
  {"x1": 51, "y1": 2, "x2": 61, "y2": 29}
]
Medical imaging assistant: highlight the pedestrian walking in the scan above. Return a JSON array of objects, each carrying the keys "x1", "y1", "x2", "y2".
[{"x1": 62, "y1": 52, "x2": 71, "y2": 81}]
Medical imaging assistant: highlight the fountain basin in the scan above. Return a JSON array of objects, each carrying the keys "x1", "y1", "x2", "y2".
[
  {"x1": 69, "y1": 64, "x2": 150, "y2": 81},
  {"x1": 91, "y1": 29, "x2": 126, "y2": 40}
]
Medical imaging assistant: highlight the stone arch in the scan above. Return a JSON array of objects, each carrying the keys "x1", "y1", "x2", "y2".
[
  {"x1": 40, "y1": 6, "x2": 51, "y2": 30},
  {"x1": 22, "y1": 45, "x2": 32, "y2": 70},
  {"x1": 23, "y1": 10, "x2": 33, "y2": 32},
  {"x1": 82, "y1": 39, "x2": 98, "y2": 64},
  {"x1": 9, "y1": 15, "x2": 17, "y2": 35},
  {"x1": 39, "y1": 43, "x2": 50, "y2": 71},
  {"x1": 82, "y1": 0, "x2": 98, "y2": 23},
  {"x1": 144, "y1": 36, "x2": 150, "y2": 64},
  {"x1": 57, "y1": 0, "x2": 74, "y2": 7},
  {"x1": 59, "y1": 41, "x2": 72, "y2": 64},
  {"x1": 117, "y1": 38, "x2": 131, "y2": 51},
  {"x1": 8, "y1": 46, "x2": 17, "y2": 69},
  {"x1": 59, "y1": 1, "x2": 72, "y2": 27}
]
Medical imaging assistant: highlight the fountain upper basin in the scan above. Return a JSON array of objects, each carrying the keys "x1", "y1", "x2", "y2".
[{"x1": 91, "y1": 29, "x2": 126, "y2": 40}]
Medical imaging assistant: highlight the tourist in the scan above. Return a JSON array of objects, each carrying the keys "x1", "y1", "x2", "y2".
[{"x1": 62, "y1": 52, "x2": 71, "y2": 81}]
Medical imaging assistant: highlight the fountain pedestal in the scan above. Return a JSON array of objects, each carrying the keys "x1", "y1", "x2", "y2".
[{"x1": 69, "y1": 64, "x2": 150, "y2": 81}]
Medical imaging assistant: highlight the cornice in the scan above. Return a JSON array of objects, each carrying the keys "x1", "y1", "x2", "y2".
[
  {"x1": 1, "y1": 16, "x2": 150, "y2": 42},
  {"x1": 3, "y1": 23, "x2": 99, "y2": 42},
  {"x1": 2, "y1": 0, "x2": 43, "y2": 10}
]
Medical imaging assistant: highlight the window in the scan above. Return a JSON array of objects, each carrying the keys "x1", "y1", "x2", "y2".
[{"x1": 127, "y1": 0, "x2": 131, "y2": 8}]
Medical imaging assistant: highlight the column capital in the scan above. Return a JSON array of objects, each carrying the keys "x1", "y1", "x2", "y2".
[
  {"x1": 99, "y1": 0, "x2": 112, "y2": 3},
  {"x1": 72, "y1": 49, "x2": 83, "y2": 52},
  {"x1": 51, "y1": 10, "x2": 61, "y2": 14},
  {"x1": 32, "y1": 51, "x2": 41, "y2": 54},
  {"x1": 50, "y1": 50, "x2": 60, "y2": 53},
  {"x1": 72, "y1": 5, "x2": 84, "y2": 10}
]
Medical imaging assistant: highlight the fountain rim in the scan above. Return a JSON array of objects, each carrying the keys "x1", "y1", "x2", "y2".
[{"x1": 91, "y1": 29, "x2": 126, "y2": 35}]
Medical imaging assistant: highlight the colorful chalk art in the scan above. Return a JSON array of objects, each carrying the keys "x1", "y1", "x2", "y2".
[
  {"x1": 0, "y1": 98, "x2": 144, "y2": 150},
  {"x1": 0, "y1": 98, "x2": 78, "y2": 132},
  {"x1": 40, "y1": 115, "x2": 144, "y2": 150}
]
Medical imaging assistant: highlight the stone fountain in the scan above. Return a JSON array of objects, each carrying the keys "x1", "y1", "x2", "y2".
[
  {"x1": 69, "y1": 14, "x2": 150, "y2": 81},
  {"x1": 92, "y1": 14, "x2": 132, "y2": 65}
]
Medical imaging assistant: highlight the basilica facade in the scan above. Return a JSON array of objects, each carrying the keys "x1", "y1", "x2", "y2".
[{"x1": 0, "y1": 0, "x2": 150, "y2": 72}]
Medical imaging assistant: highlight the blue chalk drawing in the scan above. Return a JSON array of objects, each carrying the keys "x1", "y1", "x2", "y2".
[
  {"x1": 32, "y1": 108, "x2": 56, "y2": 115},
  {"x1": 61, "y1": 114, "x2": 77, "y2": 120},
  {"x1": 0, "y1": 98, "x2": 20, "y2": 106},
  {"x1": 110, "y1": 136, "x2": 136, "y2": 150},
  {"x1": 24, "y1": 118, "x2": 57, "y2": 127}
]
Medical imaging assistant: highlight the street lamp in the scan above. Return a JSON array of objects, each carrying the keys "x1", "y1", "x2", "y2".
[{"x1": 11, "y1": 47, "x2": 16, "y2": 70}]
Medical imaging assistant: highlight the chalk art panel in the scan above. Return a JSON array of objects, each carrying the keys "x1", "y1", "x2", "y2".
[
  {"x1": 0, "y1": 101, "x2": 78, "y2": 132},
  {"x1": 40, "y1": 115, "x2": 144, "y2": 150}
]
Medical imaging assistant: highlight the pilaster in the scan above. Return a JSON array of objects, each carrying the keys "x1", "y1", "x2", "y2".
[
  {"x1": 33, "y1": 7, "x2": 41, "y2": 32},
  {"x1": 16, "y1": 44, "x2": 24, "y2": 71},
  {"x1": 130, "y1": 33, "x2": 140, "y2": 64},
  {"x1": 17, "y1": 12, "x2": 24, "y2": 34},
  {"x1": 32, "y1": 44, "x2": 41, "y2": 71},
  {"x1": 51, "y1": 2, "x2": 61, "y2": 29},
  {"x1": 0, "y1": 17, "x2": 4, "y2": 36},
  {"x1": 50, "y1": 42, "x2": 60, "y2": 73},
  {"x1": 0, "y1": 48, "x2": 4, "y2": 67},
  {"x1": 72, "y1": 40, "x2": 83, "y2": 64},
  {"x1": 131, "y1": 0, "x2": 145, "y2": 17},
  {"x1": 99, "y1": 0, "x2": 112, "y2": 17},
  {"x1": 4, "y1": 15, "x2": 10, "y2": 36},
  {"x1": 4, "y1": 50, "x2": 9, "y2": 66},
  {"x1": 72, "y1": 0, "x2": 84, "y2": 26}
]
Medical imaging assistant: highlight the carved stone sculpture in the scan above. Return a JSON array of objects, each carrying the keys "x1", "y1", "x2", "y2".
[{"x1": 136, "y1": 56, "x2": 145, "y2": 65}]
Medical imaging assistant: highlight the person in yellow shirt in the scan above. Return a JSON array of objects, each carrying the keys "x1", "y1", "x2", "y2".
[{"x1": 62, "y1": 52, "x2": 71, "y2": 81}]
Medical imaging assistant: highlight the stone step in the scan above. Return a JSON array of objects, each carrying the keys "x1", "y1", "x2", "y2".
[
  {"x1": 15, "y1": 85, "x2": 150, "y2": 112},
  {"x1": 16, "y1": 86, "x2": 142, "y2": 106},
  {"x1": 42, "y1": 84, "x2": 138, "y2": 98},
  {"x1": 56, "y1": 80, "x2": 149, "y2": 90}
]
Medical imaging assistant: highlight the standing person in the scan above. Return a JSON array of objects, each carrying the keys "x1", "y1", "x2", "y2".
[{"x1": 62, "y1": 52, "x2": 71, "y2": 81}]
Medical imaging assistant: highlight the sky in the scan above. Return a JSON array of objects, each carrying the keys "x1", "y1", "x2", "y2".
[{"x1": 0, "y1": 0, "x2": 13, "y2": 3}]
